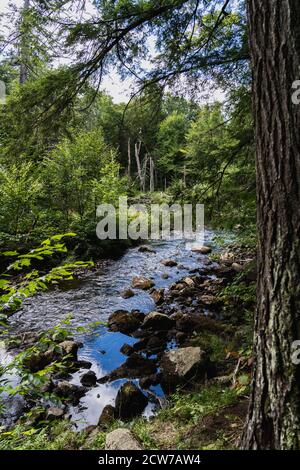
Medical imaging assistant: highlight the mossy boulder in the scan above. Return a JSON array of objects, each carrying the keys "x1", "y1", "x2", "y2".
[
  {"x1": 142, "y1": 312, "x2": 175, "y2": 331},
  {"x1": 98, "y1": 353, "x2": 157, "y2": 382},
  {"x1": 105, "y1": 428, "x2": 142, "y2": 450},
  {"x1": 160, "y1": 346, "x2": 212, "y2": 392},
  {"x1": 114, "y1": 382, "x2": 148, "y2": 420},
  {"x1": 131, "y1": 276, "x2": 155, "y2": 290},
  {"x1": 108, "y1": 309, "x2": 144, "y2": 334}
]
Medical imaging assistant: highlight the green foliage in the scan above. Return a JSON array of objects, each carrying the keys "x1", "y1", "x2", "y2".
[
  {"x1": 0, "y1": 68, "x2": 78, "y2": 163},
  {"x1": 0, "y1": 421, "x2": 87, "y2": 450},
  {"x1": 170, "y1": 91, "x2": 255, "y2": 227},
  {"x1": 156, "y1": 112, "x2": 188, "y2": 180},
  {"x1": 132, "y1": 384, "x2": 240, "y2": 450},
  {"x1": 132, "y1": 420, "x2": 159, "y2": 450},
  {"x1": 0, "y1": 233, "x2": 93, "y2": 317},
  {"x1": 185, "y1": 103, "x2": 234, "y2": 179},
  {"x1": 0, "y1": 0, "x2": 253, "y2": 239},
  {"x1": 0, "y1": 162, "x2": 41, "y2": 235},
  {"x1": 191, "y1": 332, "x2": 228, "y2": 363},
  {"x1": 0, "y1": 76, "x2": 255, "y2": 239},
  {"x1": 77, "y1": 92, "x2": 124, "y2": 149},
  {"x1": 0, "y1": 316, "x2": 103, "y2": 423},
  {"x1": 162, "y1": 386, "x2": 238, "y2": 424},
  {"x1": 0, "y1": 122, "x2": 129, "y2": 238},
  {"x1": 3, "y1": 319, "x2": 69, "y2": 396},
  {"x1": 220, "y1": 281, "x2": 256, "y2": 305},
  {"x1": 93, "y1": 154, "x2": 128, "y2": 206},
  {"x1": 42, "y1": 129, "x2": 118, "y2": 227}
]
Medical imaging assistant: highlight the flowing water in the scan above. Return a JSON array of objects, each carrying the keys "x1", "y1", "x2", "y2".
[{"x1": 3, "y1": 231, "x2": 219, "y2": 429}]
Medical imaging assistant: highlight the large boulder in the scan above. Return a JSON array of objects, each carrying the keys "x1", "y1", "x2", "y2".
[
  {"x1": 160, "y1": 347, "x2": 210, "y2": 392},
  {"x1": 143, "y1": 336, "x2": 166, "y2": 355},
  {"x1": 55, "y1": 381, "x2": 86, "y2": 404},
  {"x1": 121, "y1": 288, "x2": 135, "y2": 299},
  {"x1": 198, "y1": 294, "x2": 221, "y2": 309},
  {"x1": 80, "y1": 370, "x2": 97, "y2": 387},
  {"x1": 161, "y1": 259, "x2": 178, "y2": 267},
  {"x1": 114, "y1": 382, "x2": 148, "y2": 420},
  {"x1": 98, "y1": 405, "x2": 115, "y2": 429},
  {"x1": 203, "y1": 264, "x2": 236, "y2": 280},
  {"x1": 142, "y1": 312, "x2": 175, "y2": 331},
  {"x1": 138, "y1": 245, "x2": 156, "y2": 254},
  {"x1": 150, "y1": 288, "x2": 165, "y2": 305},
  {"x1": 191, "y1": 246, "x2": 212, "y2": 254},
  {"x1": 139, "y1": 374, "x2": 160, "y2": 389},
  {"x1": 76, "y1": 360, "x2": 92, "y2": 369},
  {"x1": 46, "y1": 407, "x2": 65, "y2": 421},
  {"x1": 98, "y1": 353, "x2": 157, "y2": 382},
  {"x1": 220, "y1": 252, "x2": 235, "y2": 262},
  {"x1": 131, "y1": 336, "x2": 166, "y2": 355},
  {"x1": 120, "y1": 343, "x2": 135, "y2": 356},
  {"x1": 24, "y1": 348, "x2": 60, "y2": 372},
  {"x1": 131, "y1": 276, "x2": 154, "y2": 290},
  {"x1": 108, "y1": 309, "x2": 144, "y2": 334},
  {"x1": 24, "y1": 340, "x2": 79, "y2": 372},
  {"x1": 232, "y1": 262, "x2": 244, "y2": 273},
  {"x1": 23, "y1": 352, "x2": 50, "y2": 373},
  {"x1": 105, "y1": 428, "x2": 142, "y2": 450},
  {"x1": 59, "y1": 340, "x2": 79, "y2": 360}
]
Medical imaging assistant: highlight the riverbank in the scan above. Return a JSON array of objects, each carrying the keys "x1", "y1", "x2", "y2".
[{"x1": 0, "y1": 229, "x2": 256, "y2": 450}]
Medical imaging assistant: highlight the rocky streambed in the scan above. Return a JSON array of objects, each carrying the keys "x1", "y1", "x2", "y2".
[{"x1": 1, "y1": 231, "x2": 256, "y2": 431}]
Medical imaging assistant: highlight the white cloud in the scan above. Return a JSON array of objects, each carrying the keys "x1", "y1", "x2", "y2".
[{"x1": 100, "y1": 71, "x2": 134, "y2": 104}]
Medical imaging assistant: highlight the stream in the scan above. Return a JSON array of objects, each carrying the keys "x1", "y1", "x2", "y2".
[{"x1": 3, "y1": 231, "x2": 219, "y2": 429}]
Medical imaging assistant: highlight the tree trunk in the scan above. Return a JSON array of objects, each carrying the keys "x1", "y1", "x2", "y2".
[
  {"x1": 141, "y1": 154, "x2": 149, "y2": 192},
  {"x1": 242, "y1": 0, "x2": 300, "y2": 449},
  {"x1": 150, "y1": 157, "x2": 155, "y2": 192},
  {"x1": 127, "y1": 137, "x2": 131, "y2": 179},
  {"x1": 134, "y1": 141, "x2": 143, "y2": 189},
  {"x1": 19, "y1": 0, "x2": 30, "y2": 84}
]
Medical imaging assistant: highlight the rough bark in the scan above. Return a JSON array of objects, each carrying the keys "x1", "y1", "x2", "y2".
[{"x1": 242, "y1": 0, "x2": 300, "y2": 449}]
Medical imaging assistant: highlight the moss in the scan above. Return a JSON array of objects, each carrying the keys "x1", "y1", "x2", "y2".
[
  {"x1": 83, "y1": 430, "x2": 106, "y2": 450},
  {"x1": 188, "y1": 332, "x2": 228, "y2": 363},
  {"x1": 220, "y1": 282, "x2": 256, "y2": 306},
  {"x1": 131, "y1": 384, "x2": 243, "y2": 450}
]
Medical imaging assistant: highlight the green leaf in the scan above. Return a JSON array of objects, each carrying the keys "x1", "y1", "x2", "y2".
[
  {"x1": 1, "y1": 251, "x2": 18, "y2": 257},
  {"x1": 0, "y1": 280, "x2": 9, "y2": 289},
  {"x1": 22, "y1": 428, "x2": 38, "y2": 436},
  {"x1": 20, "y1": 258, "x2": 31, "y2": 267}
]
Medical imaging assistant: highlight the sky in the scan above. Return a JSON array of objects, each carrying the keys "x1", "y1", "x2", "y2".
[{"x1": 0, "y1": 0, "x2": 225, "y2": 104}]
